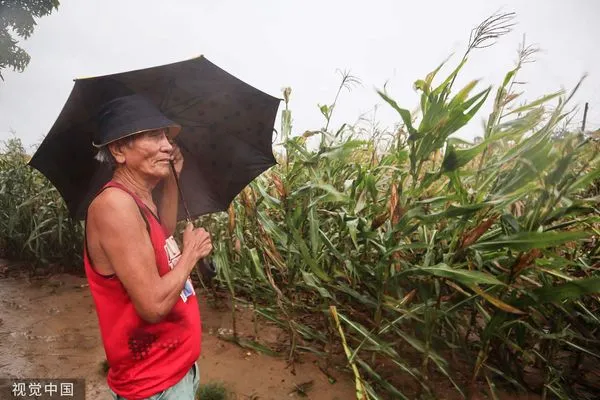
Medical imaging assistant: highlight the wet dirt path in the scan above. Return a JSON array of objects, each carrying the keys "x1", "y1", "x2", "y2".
[{"x1": 0, "y1": 269, "x2": 356, "y2": 400}]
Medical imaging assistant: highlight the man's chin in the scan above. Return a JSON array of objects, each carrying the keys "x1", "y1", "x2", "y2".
[
  {"x1": 158, "y1": 170, "x2": 171, "y2": 179},
  {"x1": 147, "y1": 168, "x2": 171, "y2": 181}
]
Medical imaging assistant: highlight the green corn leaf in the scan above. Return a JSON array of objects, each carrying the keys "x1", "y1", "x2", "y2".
[
  {"x1": 376, "y1": 90, "x2": 417, "y2": 135},
  {"x1": 418, "y1": 263, "x2": 504, "y2": 286},
  {"x1": 528, "y1": 277, "x2": 600, "y2": 304},
  {"x1": 505, "y1": 91, "x2": 563, "y2": 116},
  {"x1": 471, "y1": 231, "x2": 589, "y2": 251},
  {"x1": 301, "y1": 271, "x2": 332, "y2": 299},
  {"x1": 290, "y1": 226, "x2": 331, "y2": 282}
]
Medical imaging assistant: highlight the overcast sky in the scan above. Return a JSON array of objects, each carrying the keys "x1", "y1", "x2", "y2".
[{"x1": 1, "y1": 0, "x2": 599, "y2": 153}]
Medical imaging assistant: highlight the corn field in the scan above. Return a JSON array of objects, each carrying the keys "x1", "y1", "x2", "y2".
[
  {"x1": 2, "y1": 12, "x2": 600, "y2": 400},
  {"x1": 0, "y1": 139, "x2": 84, "y2": 268}
]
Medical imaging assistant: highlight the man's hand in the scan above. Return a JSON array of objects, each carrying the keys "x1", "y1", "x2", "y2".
[{"x1": 182, "y1": 222, "x2": 212, "y2": 263}]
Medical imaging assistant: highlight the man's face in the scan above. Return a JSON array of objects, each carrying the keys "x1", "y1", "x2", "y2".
[{"x1": 114, "y1": 128, "x2": 175, "y2": 180}]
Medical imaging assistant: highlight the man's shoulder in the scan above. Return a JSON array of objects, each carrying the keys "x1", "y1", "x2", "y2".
[{"x1": 88, "y1": 187, "x2": 139, "y2": 221}]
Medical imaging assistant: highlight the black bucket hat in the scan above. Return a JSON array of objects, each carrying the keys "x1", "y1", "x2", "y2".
[{"x1": 92, "y1": 94, "x2": 181, "y2": 148}]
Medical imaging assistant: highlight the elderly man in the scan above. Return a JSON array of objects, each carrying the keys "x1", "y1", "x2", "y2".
[{"x1": 83, "y1": 94, "x2": 212, "y2": 399}]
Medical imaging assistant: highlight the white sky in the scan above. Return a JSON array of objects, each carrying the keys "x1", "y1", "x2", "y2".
[{"x1": 1, "y1": 0, "x2": 599, "y2": 153}]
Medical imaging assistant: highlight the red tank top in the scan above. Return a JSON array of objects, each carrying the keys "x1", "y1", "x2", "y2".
[{"x1": 83, "y1": 181, "x2": 201, "y2": 400}]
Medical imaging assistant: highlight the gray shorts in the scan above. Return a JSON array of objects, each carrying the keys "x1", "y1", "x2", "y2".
[{"x1": 109, "y1": 362, "x2": 199, "y2": 400}]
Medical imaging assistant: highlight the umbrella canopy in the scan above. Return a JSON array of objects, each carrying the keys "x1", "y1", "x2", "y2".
[{"x1": 29, "y1": 55, "x2": 281, "y2": 220}]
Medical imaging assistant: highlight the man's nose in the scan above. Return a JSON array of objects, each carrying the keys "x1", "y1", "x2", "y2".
[{"x1": 161, "y1": 134, "x2": 174, "y2": 151}]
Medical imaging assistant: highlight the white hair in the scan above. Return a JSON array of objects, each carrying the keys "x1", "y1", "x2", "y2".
[{"x1": 94, "y1": 146, "x2": 116, "y2": 168}]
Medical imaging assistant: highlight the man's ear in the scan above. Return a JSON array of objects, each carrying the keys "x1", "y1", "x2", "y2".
[{"x1": 108, "y1": 141, "x2": 127, "y2": 165}]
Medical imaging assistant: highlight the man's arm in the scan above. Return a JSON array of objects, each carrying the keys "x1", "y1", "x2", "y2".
[{"x1": 89, "y1": 189, "x2": 207, "y2": 323}]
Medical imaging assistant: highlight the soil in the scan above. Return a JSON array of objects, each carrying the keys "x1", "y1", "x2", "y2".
[{"x1": 0, "y1": 259, "x2": 545, "y2": 400}]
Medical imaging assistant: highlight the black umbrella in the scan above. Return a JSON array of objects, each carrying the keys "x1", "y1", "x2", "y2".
[{"x1": 28, "y1": 55, "x2": 281, "y2": 222}]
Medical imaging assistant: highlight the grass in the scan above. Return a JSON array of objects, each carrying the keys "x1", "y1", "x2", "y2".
[{"x1": 196, "y1": 382, "x2": 231, "y2": 400}]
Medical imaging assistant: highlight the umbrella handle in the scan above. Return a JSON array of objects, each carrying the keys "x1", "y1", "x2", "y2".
[
  {"x1": 169, "y1": 160, "x2": 217, "y2": 281},
  {"x1": 199, "y1": 258, "x2": 217, "y2": 279},
  {"x1": 169, "y1": 160, "x2": 192, "y2": 222}
]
